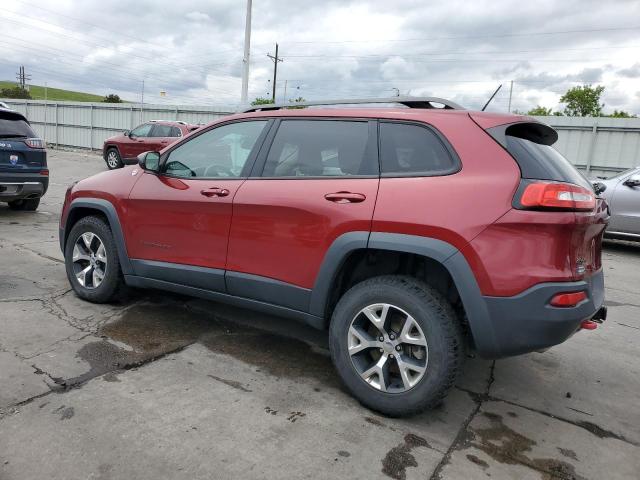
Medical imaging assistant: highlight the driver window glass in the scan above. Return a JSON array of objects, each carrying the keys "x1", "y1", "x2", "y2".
[
  {"x1": 165, "y1": 121, "x2": 267, "y2": 178},
  {"x1": 130, "y1": 123, "x2": 152, "y2": 138}
]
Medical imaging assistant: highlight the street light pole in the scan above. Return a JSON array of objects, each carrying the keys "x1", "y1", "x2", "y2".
[{"x1": 241, "y1": 0, "x2": 252, "y2": 104}]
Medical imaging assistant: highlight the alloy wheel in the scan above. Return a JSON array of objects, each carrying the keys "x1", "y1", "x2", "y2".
[
  {"x1": 106, "y1": 151, "x2": 119, "y2": 168},
  {"x1": 348, "y1": 303, "x2": 428, "y2": 393},
  {"x1": 72, "y1": 232, "x2": 107, "y2": 289}
]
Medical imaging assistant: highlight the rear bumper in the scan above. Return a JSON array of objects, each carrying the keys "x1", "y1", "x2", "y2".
[
  {"x1": 477, "y1": 269, "x2": 605, "y2": 358},
  {"x1": 0, "y1": 172, "x2": 48, "y2": 202}
]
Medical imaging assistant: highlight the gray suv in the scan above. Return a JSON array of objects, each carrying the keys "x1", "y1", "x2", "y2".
[{"x1": 593, "y1": 167, "x2": 640, "y2": 241}]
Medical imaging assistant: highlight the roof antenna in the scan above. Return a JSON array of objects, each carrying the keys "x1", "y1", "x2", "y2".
[{"x1": 481, "y1": 84, "x2": 502, "y2": 111}]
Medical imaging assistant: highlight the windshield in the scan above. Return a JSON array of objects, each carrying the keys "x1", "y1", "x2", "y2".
[{"x1": 0, "y1": 117, "x2": 36, "y2": 138}]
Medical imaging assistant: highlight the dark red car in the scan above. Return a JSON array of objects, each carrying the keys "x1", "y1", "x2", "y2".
[
  {"x1": 60, "y1": 98, "x2": 608, "y2": 416},
  {"x1": 102, "y1": 120, "x2": 199, "y2": 169}
]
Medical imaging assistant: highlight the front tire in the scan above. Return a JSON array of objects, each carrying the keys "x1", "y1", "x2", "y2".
[
  {"x1": 329, "y1": 275, "x2": 463, "y2": 416},
  {"x1": 105, "y1": 148, "x2": 123, "y2": 169},
  {"x1": 8, "y1": 198, "x2": 40, "y2": 211},
  {"x1": 64, "y1": 216, "x2": 124, "y2": 303}
]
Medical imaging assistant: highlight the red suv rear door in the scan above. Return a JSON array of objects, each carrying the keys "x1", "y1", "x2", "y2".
[
  {"x1": 148, "y1": 124, "x2": 181, "y2": 152},
  {"x1": 125, "y1": 120, "x2": 271, "y2": 290},
  {"x1": 226, "y1": 118, "x2": 379, "y2": 311}
]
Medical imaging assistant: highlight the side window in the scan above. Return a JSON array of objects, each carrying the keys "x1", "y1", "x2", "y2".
[
  {"x1": 151, "y1": 124, "x2": 173, "y2": 137},
  {"x1": 130, "y1": 123, "x2": 153, "y2": 138},
  {"x1": 170, "y1": 126, "x2": 182, "y2": 137},
  {"x1": 379, "y1": 122, "x2": 457, "y2": 176},
  {"x1": 164, "y1": 120, "x2": 267, "y2": 178},
  {"x1": 262, "y1": 120, "x2": 375, "y2": 177}
]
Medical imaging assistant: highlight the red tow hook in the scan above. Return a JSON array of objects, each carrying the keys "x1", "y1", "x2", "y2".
[{"x1": 580, "y1": 320, "x2": 598, "y2": 330}]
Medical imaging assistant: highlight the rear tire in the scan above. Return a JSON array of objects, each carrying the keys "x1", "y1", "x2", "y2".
[
  {"x1": 329, "y1": 275, "x2": 463, "y2": 416},
  {"x1": 65, "y1": 216, "x2": 124, "y2": 303},
  {"x1": 105, "y1": 148, "x2": 123, "y2": 169},
  {"x1": 8, "y1": 198, "x2": 40, "y2": 211}
]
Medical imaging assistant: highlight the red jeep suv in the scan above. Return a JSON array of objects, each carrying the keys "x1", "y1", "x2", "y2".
[
  {"x1": 102, "y1": 120, "x2": 199, "y2": 169},
  {"x1": 60, "y1": 98, "x2": 608, "y2": 416}
]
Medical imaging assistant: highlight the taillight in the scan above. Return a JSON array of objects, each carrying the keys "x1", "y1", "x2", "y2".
[
  {"x1": 24, "y1": 138, "x2": 45, "y2": 149},
  {"x1": 40, "y1": 169, "x2": 49, "y2": 176},
  {"x1": 550, "y1": 291, "x2": 587, "y2": 307},
  {"x1": 517, "y1": 181, "x2": 595, "y2": 211}
]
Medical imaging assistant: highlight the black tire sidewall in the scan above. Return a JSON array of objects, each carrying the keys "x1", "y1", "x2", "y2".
[
  {"x1": 329, "y1": 276, "x2": 461, "y2": 416},
  {"x1": 64, "y1": 216, "x2": 122, "y2": 303},
  {"x1": 8, "y1": 198, "x2": 39, "y2": 211}
]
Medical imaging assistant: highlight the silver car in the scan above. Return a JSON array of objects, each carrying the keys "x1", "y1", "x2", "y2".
[{"x1": 592, "y1": 167, "x2": 640, "y2": 240}]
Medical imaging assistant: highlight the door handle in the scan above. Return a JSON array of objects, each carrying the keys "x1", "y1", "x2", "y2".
[
  {"x1": 200, "y1": 187, "x2": 230, "y2": 197},
  {"x1": 324, "y1": 191, "x2": 366, "y2": 203}
]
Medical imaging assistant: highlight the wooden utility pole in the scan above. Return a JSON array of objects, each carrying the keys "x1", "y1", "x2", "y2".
[{"x1": 267, "y1": 43, "x2": 283, "y2": 103}]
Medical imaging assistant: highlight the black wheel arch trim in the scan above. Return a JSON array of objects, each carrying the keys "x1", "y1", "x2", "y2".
[
  {"x1": 60, "y1": 198, "x2": 133, "y2": 275},
  {"x1": 311, "y1": 231, "x2": 499, "y2": 356}
]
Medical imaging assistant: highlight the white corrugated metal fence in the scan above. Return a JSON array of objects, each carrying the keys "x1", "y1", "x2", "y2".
[{"x1": 2, "y1": 99, "x2": 639, "y2": 178}]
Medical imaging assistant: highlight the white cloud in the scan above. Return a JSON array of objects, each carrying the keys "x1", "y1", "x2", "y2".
[{"x1": 185, "y1": 11, "x2": 211, "y2": 22}]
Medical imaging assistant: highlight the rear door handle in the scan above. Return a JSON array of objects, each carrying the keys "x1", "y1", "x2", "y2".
[
  {"x1": 324, "y1": 191, "x2": 366, "y2": 203},
  {"x1": 200, "y1": 187, "x2": 230, "y2": 198}
]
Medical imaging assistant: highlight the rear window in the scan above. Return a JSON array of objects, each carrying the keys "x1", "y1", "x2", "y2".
[
  {"x1": 489, "y1": 122, "x2": 591, "y2": 189},
  {"x1": 0, "y1": 116, "x2": 36, "y2": 138}
]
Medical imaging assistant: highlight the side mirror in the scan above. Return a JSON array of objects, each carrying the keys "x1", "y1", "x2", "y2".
[
  {"x1": 623, "y1": 175, "x2": 640, "y2": 188},
  {"x1": 592, "y1": 182, "x2": 607, "y2": 195},
  {"x1": 137, "y1": 151, "x2": 160, "y2": 172},
  {"x1": 123, "y1": 130, "x2": 130, "y2": 137}
]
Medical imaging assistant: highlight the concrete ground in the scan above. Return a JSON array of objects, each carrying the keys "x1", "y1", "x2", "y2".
[{"x1": 1, "y1": 149, "x2": 639, "y2": 480}]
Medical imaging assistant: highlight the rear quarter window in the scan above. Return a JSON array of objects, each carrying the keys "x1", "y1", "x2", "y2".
[{"x1": 379, "y1": 122, "x2": 459, "y2": 176}]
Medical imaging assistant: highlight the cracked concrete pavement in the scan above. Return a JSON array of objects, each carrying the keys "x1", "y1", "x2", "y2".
[{"x1": 1, "y1": 149, "x2": 639, "y2": 479}]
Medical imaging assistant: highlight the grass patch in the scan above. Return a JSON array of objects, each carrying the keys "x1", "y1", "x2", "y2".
[{"x1": 0, "y1": 81, "x2": 112, "y2": 102}]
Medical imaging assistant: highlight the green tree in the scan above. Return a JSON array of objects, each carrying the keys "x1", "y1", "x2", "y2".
[
  {"x1": 0, "y1": 87, "x2": 32, "y2": 99},
  {"x1": 526, "y1": 105, "x2": 553, "y2": 116},
  {"x1": 103, "y1": 93, "x2": 122, "y2": 103},
  {"x1": 560, "y1": 85, "x2": 605, "y2": 117},
  {"x1": 251, "y1": 97, "x2": 272, "y2": 105},
  {"x1": 607, "y1": 110, "x2": 636, "y2": 118},
  {"x1": 287, "y1": 96, "x2": 306, "y2": 109}
]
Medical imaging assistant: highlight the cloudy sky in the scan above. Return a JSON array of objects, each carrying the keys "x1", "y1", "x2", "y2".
[{"x1": 1, "y1": 0, "x2": 639, "y2": 113}]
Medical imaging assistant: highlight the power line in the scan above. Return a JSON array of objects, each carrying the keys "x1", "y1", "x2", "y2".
[{"x1": 276, "y1": 26, "x2": 640, "y2": 45}]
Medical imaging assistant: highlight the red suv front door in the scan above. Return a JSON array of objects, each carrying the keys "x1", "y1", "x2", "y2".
[
  {"x1": 226, "y1": 119, "x2": 380, "y2": 309},
  {"x1": 124, "y1": 120, "x2": 270, "y2": 289}
]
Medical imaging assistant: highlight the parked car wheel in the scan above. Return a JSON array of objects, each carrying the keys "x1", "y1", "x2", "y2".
[
  {"x1": 8, "y1": 198, "x2": 40, "y2": 211},
  {"x1": 329, "y1": 275, "x2": 463, "y2": 416},
  {"x1": 105, "y1": 148, "x2": 123, "y2": 169},
  {"x1": 65, "y1": 216, "x2": 124, "y2": 303}
]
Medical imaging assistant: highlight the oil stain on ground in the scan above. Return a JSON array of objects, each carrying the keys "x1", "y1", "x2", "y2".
[
  {"x1": 68, "y1": 298, "x2": 337, "y2": 390},
  {"x1": 469, "y1": 411, "x2": 586, "y2": 480},
  {"x1": 381, "y1": 433, "x2": 431, "y2": 480}
]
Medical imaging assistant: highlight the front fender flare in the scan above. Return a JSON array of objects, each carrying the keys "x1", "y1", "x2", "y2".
[{"x1": 60, "y1": 198, "x2": 133, "y2": 275}]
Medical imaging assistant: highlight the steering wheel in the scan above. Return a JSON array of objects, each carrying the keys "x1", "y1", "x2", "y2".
[
  {"x1": 166, "y1": 160, "x2": 197, "y2": 177},
  {"x1": 203, "y1": 164, "x2": 235, "y2": 177}
]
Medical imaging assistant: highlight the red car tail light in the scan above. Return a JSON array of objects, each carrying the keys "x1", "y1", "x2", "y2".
[
  {"x1": 550, "y1": 291, "x2": 587, "y2": 307},
  {"x1": 24, "y1": 138, "x2": 45, "y2": 149},
  {"x1": 518, "y1": 181, "x2": 595, "y2": 211}
]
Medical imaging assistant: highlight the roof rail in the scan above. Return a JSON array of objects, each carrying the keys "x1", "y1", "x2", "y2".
[
  {"x1": 149, "y1": 119, "x2": 187, "y2": 125},
  {"x1": 240, "y1": 96, "x2": 464, "y2": 113}
]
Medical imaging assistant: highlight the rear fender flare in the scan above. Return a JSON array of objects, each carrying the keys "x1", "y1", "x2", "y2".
[{"x1": 310, "y1": 231, "x2": 498, "y2": 356}]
